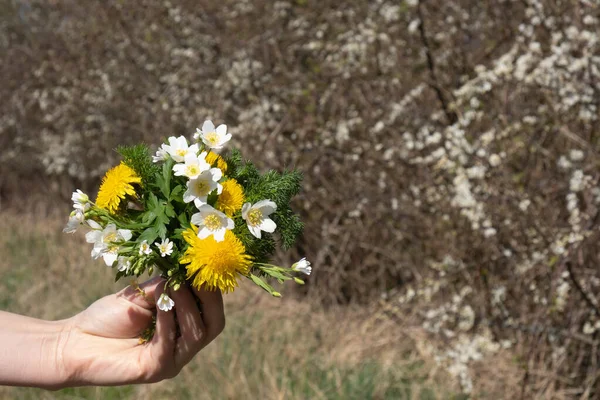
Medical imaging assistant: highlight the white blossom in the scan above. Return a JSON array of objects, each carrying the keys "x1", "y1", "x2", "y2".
[
  {"x1": 172, "y1": 152, "x2": 210, "y2": 179},
  {"x1": 152, "y1": 146, "x2": 169, "y2": 163},
  {"x1": 194, "y1": 120, "x2": 232, "y2": 150},
  {"x1": 155, "y1": 238, "x2": 174, "y2": 257},
  {"x1": 85, "y1": 223, "x2": 133, "y2": 266},
  {"x1": 242, "y1": 200, "x2": 278, "y2": 239},
  {"x1": 191, "y1": 204, "x2": 234, "y2": 242},
  {"x1": 71, "y1": 189, "x2": 90, "y2": 211},
  {"x1": 162, "y1": 136, "x2": 199, "y2": 163},
  {"x1": 117, "y1": 256, "x2": 131, "y2": 272},
  {"x1": 292, "y1": 257, "x2": 312, "y2": 275},
  {"x1": 139, "y1": 240, "x2": 152, "y2": 255},
  {"x1": 183, "y1": 168, "x2": 223, "y2": 208},
  {"x1": 157, "y1": 293, "x2": 175, "y2": 312},
  {"x1": 63, "y1": 209, "x2": 86, "y2": 234}
]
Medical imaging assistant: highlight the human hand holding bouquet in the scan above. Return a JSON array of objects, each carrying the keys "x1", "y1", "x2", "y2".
[{"x1": 64, "y1": 120, "x2": 310, "y2": 340}]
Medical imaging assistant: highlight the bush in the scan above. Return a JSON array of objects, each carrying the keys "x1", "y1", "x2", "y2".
[{"x1": 2, "y1": 0, "x2": 600, "y2": 395}]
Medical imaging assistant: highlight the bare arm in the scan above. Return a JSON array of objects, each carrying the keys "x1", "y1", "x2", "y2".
[{"x1": 0, "y1": 277, "x2": 224, "y2": 389}]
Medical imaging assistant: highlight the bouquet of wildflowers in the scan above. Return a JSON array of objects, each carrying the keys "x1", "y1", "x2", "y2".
[{"x1": 64, "y1": 120, "x2": 310, "y2": 317}]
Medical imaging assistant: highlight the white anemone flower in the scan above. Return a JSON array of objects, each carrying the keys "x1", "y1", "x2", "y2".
[
  {"x1": 139, "y1": 240, "x2": 152, "y2": 255},
  {"x1": 71, "y1": 189, "x2": 90, "y2": 211},
  {"x1": 172, "y1": 152, "x2": 210, "y2": 179},
  {"x1": 63, "y1": 209, "x2": 86, "y2": 234},
  {"x1": 242, "y1": 200, "x2": 277, "y2": 239},
  {"x1": 152, "y1": 145, "x2": 169, "y2": 163},
  {"x1": 117, "y1": 256, "x2": 132, "y2": 272},
  {"x1": 292, "y1": 257, "x2": 312, "y2": 275},
  {"x1": 194, "y1": 120, "x2": 232, "y2": 150},
  {"x1": 183, "y1": 168, "x2": 223, "y2": 208},
  {"x1": 157, "y1": 293, "x2": 175, "y2": 312},
  {"x1": 162, "y1": 136, "x2": 199, "y2": 163},
  {"x1": 155, "y1": 238, "x2": 174, "y2": 257},
  {"x1": 191, "y1": 204, "x2": 234, "y2": 242},
  {"x1": 85, "y1": 223, "x2": 133, "y2": 266}
]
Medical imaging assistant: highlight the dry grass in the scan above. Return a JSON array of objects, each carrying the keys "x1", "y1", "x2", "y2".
[{"x1": 0, "y1": 212, "x2": 458, "y2": 399}]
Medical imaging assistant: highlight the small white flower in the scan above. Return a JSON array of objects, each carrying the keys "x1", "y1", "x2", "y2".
[
  {"x1": 139, "y1": 240, "x2": 152, "y2": 255},
  {"x1": 292, "y1": 257, "x2": 312, "y2": 275},
  {"x1": 241, "y1": 200, "x2": 277, "y2": 239},
  {"x1": 191, "y1": 204, "x2": 234, "y2": 242},
  {"x1": 162, "y1": 136, "x2": 199, "y2": 163},
  {"x1": 85, "y1": 223, "x2": 133, "y2": 266},
  {"x1": 117, "y1": 256, "x2": 131, "y2": 272},
  {"x1": 194, "y1": 120, "x2": 232, "y2": 150},
  {"x1": 172, "y1": 152, "x2": 210, "y2": 179},
  {"x1": 569, "y1": 149, "x2": 584, "y2": 161},
  {"x1": 152, "y1": 146, "x2": 169, "y2": 163},
  {"x1": 488, "y1": 154, "x2": 501, "y2": 167},
  {"x1": 63, "y1": 209, "x2": 86, "y2": 234},
  {"x1": 71, "y1": 189, "x2": 90, "y2": 211},
  {"x1": 155, "y1": 238, "x2": 174, "y2": 257},
  {"x1": 183, "y1": 168, "x2": 223, "y2": 208},
  {"x1": 157, "y1": 293, "x2": 175, "y2": 312}
]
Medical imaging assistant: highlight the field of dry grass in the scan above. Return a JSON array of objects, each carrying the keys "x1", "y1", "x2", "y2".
[{"x1": 0, "y1": 213, "x2": 461, "y2": 399}]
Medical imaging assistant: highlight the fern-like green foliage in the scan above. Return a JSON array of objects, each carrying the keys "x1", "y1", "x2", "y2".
[
  {"x1": 227, "y1": 149, "x2": 304, "y2": 252},
  {"x1": 117, "y1": 144, "x2": 160, "y2": 194}
]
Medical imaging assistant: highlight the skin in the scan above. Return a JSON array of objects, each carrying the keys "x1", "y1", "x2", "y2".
[{"x1": 0, "y1": 276, "x2": 224, "y2": 389}]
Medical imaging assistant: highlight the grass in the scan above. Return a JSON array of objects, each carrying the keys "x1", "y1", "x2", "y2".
[{"x1": 0, "y1": 212, "x2": 457, "y2": 399}]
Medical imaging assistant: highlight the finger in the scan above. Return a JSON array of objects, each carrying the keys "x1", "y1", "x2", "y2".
[
  {"x1": 170, "y1": 285, "x2": 206, "y2": 368},
  {"x1": 191, "y1": 286, "x2": 225, "y2": 347},
  {"x1": 148, "y1": 284, "x2": 177, "y2": 372},
  {"x1": 118, "y1": 276, "x2": 165, "y2": 309}
]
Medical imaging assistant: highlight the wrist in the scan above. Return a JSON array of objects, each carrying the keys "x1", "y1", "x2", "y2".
[{"x1": 49, "y1": 317, "x2": 79, "y2": 389}]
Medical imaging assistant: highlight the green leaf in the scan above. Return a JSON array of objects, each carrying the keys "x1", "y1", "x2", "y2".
[
  {"x1": 170, "y1": 185, "x2": 183, "y2": 201},
  {"x1": 138, "y1": 226, "x2": 159, "y2": 245},
  {"x1": 142, "y1": 211, "x2": 157, "y2": 224},
  {"x1": 261, "y1": 268, "x2": 289, "y2": 281},
  {"x1": 177, "y1": 212, "x2": 189, "y2": 227},
  {"x1": 165, "y1": 203, "x2": 175, "y2": 218},
  {"x1": 250, "y1": 274, "x2": 276, "y2": 295}
]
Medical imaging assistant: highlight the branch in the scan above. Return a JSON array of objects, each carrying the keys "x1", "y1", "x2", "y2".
[{"x1": 416, "y1": 1, "x2": 457, "y2": 125}]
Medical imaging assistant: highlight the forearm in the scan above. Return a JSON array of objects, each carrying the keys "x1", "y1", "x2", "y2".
[{"x1": 0, "y1": 311, "x2": 72, "y2": 389}]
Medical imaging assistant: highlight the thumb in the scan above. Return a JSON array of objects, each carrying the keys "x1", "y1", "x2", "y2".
[{"x1": 117, "y1": 276, "x2": 166, "y2": 310}]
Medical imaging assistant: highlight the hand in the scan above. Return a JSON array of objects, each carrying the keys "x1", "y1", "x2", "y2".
[{"x1": 58, "y1": 276, "x2": 225, "y2": 386}]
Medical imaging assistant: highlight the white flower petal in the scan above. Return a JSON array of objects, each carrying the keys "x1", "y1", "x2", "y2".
[
  {"x1": 256, "y1": 200, "x2": 277, "y2": 215},
  {"x1": 202, "y1": 120, "x2": 215, "y2": 133},
  {"x1": 193, "y1": 197, "x2": 208, "y2": 208},
  {"x1": 249, "y1": 225, "x2": 262, "y2": 239},
  {"x1": 241, "y1": 203, "x2": 251, "y2": 219},
  {"x1": 216, "y1": 124, "x2": 227, "y2": 135},
  {"x1": 118, "y1": 229, "x2": 133, "y2": 241},
  {"x1": 87, "y1": 220, "x2": 102, "y2": 230},
  {"x1": 198, "y1": 227, "x2": 212, "y2": 239},
  {"x1": 213, "y1": 228, "x2": 226, "y2": 242},
  {"x1": 259, "y1": 218, "x2": 277, "y2": 233}
]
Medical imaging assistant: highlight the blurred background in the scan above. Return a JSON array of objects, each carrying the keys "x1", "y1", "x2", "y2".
[{"x1": 1, "y1": 0, "x2": 600, "y2": 398}]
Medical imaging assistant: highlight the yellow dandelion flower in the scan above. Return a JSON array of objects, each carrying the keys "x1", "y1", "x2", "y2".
[
  {"x1": 96, "y1": 163, "x2": 141, "y2": 214},
  {"x1": 180, "y1": 228, "x2": 252, "y2": 293},
  {"x1": 205, "y1": 151, "x2": 228, "y2": 173},
  {"x1": 215, "y1": 179, "x2": 245, "y2": 217}
]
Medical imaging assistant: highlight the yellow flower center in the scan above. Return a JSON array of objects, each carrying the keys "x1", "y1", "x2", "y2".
[
  {"x1": 204, "y1": 214, "x2": 221, "y2": 231},
  {"x1": 185, "y1": 164, "x2": 200, "y2": 176},
  {"x1": 247, "y1": 209, "x2": 263, "y2": 226},
  {"x1": 205, "y1": 132, "x2": 219, "y2": 145},
  {"x1": 195, "y1": 180, "x2": 209, "y2": 195},
  {"x1": 176, "y1": 149, "x2": 187, "y2": 157},
  {"x1": 104, "y1": 232, "x2": 118, "y2": 243}
]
